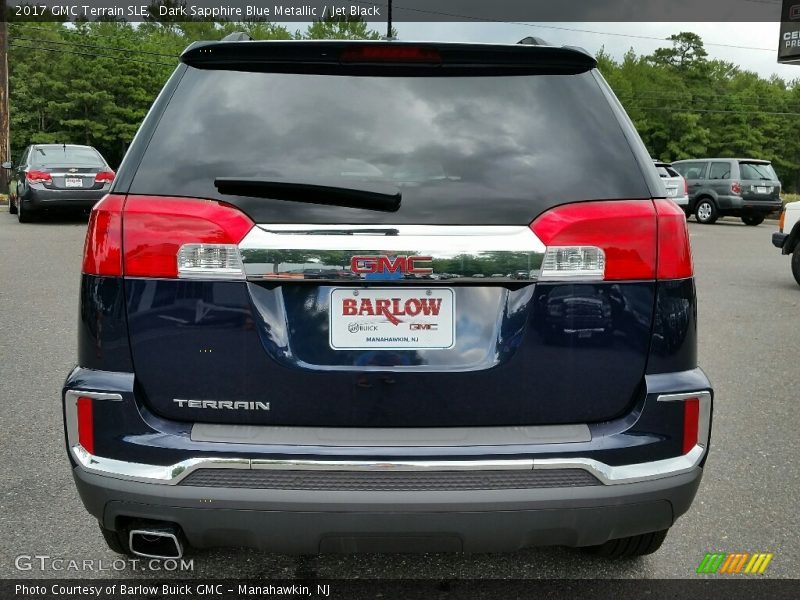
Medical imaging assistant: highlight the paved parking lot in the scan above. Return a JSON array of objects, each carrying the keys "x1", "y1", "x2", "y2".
[{"x1": 0, "y1": 211, "x2": 797, "y2": 579}]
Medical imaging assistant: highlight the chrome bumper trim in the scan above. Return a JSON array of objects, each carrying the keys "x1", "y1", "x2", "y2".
[{"x1": 68, "y1": 390, "x2": 711, "y2": 487}]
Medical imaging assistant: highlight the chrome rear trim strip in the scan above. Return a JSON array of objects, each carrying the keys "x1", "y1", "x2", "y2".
[
  {"x1": 534, "y1": 445, "x2": 704, "y2": 485},
  {"x1": 71, "y1": 445, "x2": 704, "y2": 486},
  {"x1": 71, "y1": 445, "x2": 250, "y2": 485},
  {"x1": 238, "y1": 224, "x2": 546, "y2": 283},
  {"x1": 68, "y1": 389, "x2": 710, "y2": 486}
]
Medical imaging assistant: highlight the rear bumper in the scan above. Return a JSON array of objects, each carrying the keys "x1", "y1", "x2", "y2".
[
  {"x1": 74, "y1": 464, "x2": 702, "y2": 553},
  {"x1": 672, "y1": 195, "x2": 689, "y2": 207},
  {"x1": 716, "y1": 195, "x2": 782, "y2": 214},
  {"x1": 64, "y1": 367, "x2": 712, "y2": 553},
  {"x1": 22, "y1": 187, "x2": 106, "y2": 211}
]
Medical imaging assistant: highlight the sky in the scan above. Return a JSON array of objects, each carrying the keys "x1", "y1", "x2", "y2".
[{"x1": 390, "y1": 22, "x2": 800, "y2": 82}]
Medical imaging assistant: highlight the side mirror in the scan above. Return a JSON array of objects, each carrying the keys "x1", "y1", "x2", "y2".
[{"x1": 1, "y1": 161, "x2": 12, "y2": 170}]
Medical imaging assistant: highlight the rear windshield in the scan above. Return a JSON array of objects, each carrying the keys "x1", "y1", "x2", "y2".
[
  {"x1": 656, "y1": 165, "x2": 679, "y2": 178},
  {"x1": 739, "y1": 162, "x2": 777, "y2": 181},
  {"x1": 129, "y1": 68, "x2": 650, "y2": 224},
  {"x1": 32, "y1": 146, "x2": 104, "y2": 167}
]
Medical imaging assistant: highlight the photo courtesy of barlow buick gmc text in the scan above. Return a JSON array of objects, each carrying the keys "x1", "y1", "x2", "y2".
[{"x1": 0, "y1": 1, "x2": 799, "y2": 599}]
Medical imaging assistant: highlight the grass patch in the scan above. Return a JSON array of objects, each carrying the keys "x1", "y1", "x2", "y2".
[{"x1": 783, "y1": 193, "x2": 800, "y2": 206}]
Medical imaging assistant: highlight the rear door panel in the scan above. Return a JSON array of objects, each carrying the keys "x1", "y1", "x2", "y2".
[{"x1": 125, "y1": 278, "x2": 655, "y2": 426}]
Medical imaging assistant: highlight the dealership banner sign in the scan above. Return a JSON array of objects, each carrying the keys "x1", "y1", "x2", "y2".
[{"x1": 780, "y1": 0, "x2": 800, "y2": 63}]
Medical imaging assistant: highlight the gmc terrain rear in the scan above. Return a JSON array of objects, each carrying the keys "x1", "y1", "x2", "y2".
[{"x1": 63, "y1": 39, "x2": 712, "y2": 559}]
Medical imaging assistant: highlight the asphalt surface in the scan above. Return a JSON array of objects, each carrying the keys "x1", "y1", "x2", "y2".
[{"x1": 0, "y1": 210, "x2": 798, "y2": 580}]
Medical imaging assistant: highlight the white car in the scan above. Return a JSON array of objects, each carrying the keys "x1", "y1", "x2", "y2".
[
  {"x1": 654, "y1": 160, "x2": 690, "y2": 212},
  {"x1": 772, "y1": 201, "x2": 800, "y2": 286}
]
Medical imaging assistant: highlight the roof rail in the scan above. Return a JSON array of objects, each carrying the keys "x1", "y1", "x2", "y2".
[
  {"x1": 517, "y1": 36, "x2": 549, "y2": 46},
  {"x1": 221, "y1": 32, "x2": 253, "y2": 42}
]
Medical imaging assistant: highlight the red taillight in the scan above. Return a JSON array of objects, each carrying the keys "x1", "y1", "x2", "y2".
[
  {"x1": 95, "y1": 171, "x2": 115, "y2": 184},
  {"x1": 731, "y1": 181, "x2": 742, "y2": 195},
  {"x1": 123, "y1": 196, "x2": 254, "y2": 278},
  {"x1": 82, "y1": 194, "x2": 125, "y2": 276},
  {"x1": 76, "y1": 397, "x2": 94, "y2": 455},
  {"x1": 655, "y1": 198, "x2": 693, "y2": 279},
  {"x1": 683, "y1": 177, "x2": 688, "y2": 196},
  {"x1": 530, "y1": 200, "x2": 657, "y2": 280},
  {"x1": 26, "y1": 170, "x2": 52, "y2": 184},
  {"x1": 340, "y1": 45, "x2": 441, "y2": 63},
  {"x1": 682, "y1": 398, "x2": 700, "y2": 454}
]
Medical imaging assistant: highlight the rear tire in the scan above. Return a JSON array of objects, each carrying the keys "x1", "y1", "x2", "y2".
[
  {"x1": 695, "y1": 199, "x2": 718, "y2": 224},
  {"x1": 8, "y1": 197, "x2": 17, "y2": 215},
  {"x1": 585, "y1": 529, "x2": 669, "y2": 558},
  {"x1": 792, "y1": 245, "x2": 800, "y2": 288},
  {"x1": 741, "y1": 214, "x2": 764, "y2": 226},
  {"x1": 17, "y1": 200, "x2": 33, "y2": 223},
  {"x1": 99, "y1": 525, "x2": 133, "y2": 556}
]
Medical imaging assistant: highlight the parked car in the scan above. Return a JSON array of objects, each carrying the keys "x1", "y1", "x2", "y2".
[
  {"x1": 653, "y1": 160, "x2": 689, "y2": 212},
  {"x1": 2, "y1": 144, "x2": 114, "y2": 222},
  {"x1": 671, "y1": 158, "x2": 782, "y2": 225},
  {"x1": 772, "y1": 201, "x2": 800, "y2": 286},
  {"x1": 63, "y1": 38, "x2": 712, "y2": 560}
]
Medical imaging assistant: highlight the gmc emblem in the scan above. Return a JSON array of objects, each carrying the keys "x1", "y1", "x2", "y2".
[{"x1": 350, "y1": 255, "x2": 433, "y2": 275}]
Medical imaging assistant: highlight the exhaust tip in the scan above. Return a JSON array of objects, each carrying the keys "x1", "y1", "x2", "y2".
[{"x1": 129, "y1": 526, "x2": 184, "y2": 560}]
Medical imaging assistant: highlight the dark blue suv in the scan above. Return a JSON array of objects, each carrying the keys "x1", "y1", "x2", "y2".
[{"x1": 63, "y1": 40, "x2": 712, "y2": 560}]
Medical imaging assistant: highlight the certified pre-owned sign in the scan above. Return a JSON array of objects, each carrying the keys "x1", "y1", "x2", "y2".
[{"x1": 779, "y1": 0, "x2": 800, "y2": 64}]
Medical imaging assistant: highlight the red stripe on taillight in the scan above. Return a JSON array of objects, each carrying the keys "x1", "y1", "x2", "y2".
[
  {"x1": 26, "y1": 170, "x2": 52, "y2": 184},
  {"x1": 76, "y1": 397, "x2": 94, "y2": 455},
  {"x1": 122, "y1": 196, "x2": 254, "y2": 278},
  {"x1": 530, "y1": 200, "x2": 657, "y2": 280},
  {"x1": 682, "y1": 398, "x2": 700, "y2": 454},
  {"x1": 655, "y1": 198, "x2": 693, "y2": 279},
  {"x1": 731, "y1": 181, "x2": 742, "y2": 195},
  {"x1": 82, "y1": 194, "x2": 125, "y2": 276},
  {"x1": 94, "y1": 171, "x2": 115, "y2": 184}
]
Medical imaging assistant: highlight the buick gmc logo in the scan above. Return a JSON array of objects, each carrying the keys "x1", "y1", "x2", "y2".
[{"x1": 350, "y1": 255, "x2": 433, "y2": 275}]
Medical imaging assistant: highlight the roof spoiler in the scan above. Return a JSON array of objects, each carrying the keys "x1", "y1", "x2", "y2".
[{"x1": 180, "y1": 41, "x2": 597, "y2": 74}]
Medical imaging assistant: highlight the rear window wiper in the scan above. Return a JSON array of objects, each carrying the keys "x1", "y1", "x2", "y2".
[{"x1": 213, "y1": 177, "x2": 401, "y2": 212}]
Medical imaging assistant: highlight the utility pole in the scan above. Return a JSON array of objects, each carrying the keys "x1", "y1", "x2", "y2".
[{"x1": 0, "y1": 0, "x2": 9, "y2": 194}]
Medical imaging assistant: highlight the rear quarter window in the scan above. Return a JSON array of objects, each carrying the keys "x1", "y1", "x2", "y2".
[
  {"x1": 708, "y1": 162, "x2": 731, "y2": 180},
  {"x1": 739, "y1": 162, "x2": 777, "y2": 181},
  {"x1": 674, "y1": 162, "x2": 707, "y2": 180},
  {"x1": 127, "y1": 67, "x2": 651, "y2": 225}
]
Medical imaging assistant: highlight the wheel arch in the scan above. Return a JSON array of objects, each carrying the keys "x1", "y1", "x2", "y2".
[{"x1": 783, "y1": 218, "x2": 800, "y2": 255}]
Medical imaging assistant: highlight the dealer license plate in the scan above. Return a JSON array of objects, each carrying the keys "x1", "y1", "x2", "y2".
[{"x1": 329, "y1": 288, "x2": 455, "y2": 350}]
